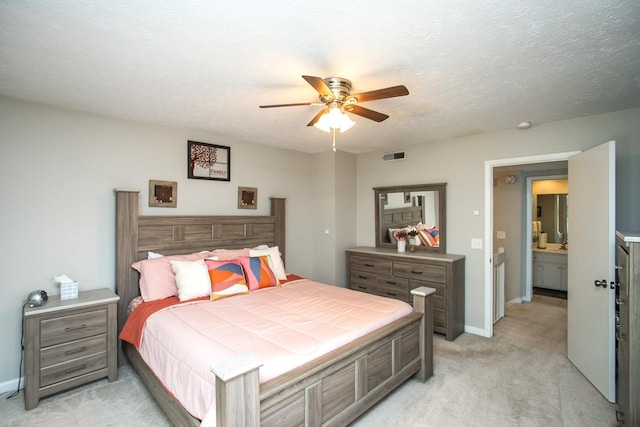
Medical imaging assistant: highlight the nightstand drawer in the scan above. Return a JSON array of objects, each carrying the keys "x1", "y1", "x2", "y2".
[
  {"x1": 350, "y1": 256, "x2": 392, "y2": 275},
  {"x1": 393, "y1": 261, "x2": 446, "y2": 283},
  {"x1": 40, "y1": 309, "x2": 106, "y2": 347},
  {"x1": 41, "y1": 334, "x2": 107, "y2": 368},
  {"x1": 40, "y1": 352, "x2": 107, "y2": 387}
]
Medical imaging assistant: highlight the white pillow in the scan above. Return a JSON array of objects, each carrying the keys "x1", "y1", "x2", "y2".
[
  {"x1": 249, "y1": 246, "x2": 287, "y2": 280},
  {"x1": 148, "y1": 251, "x2": 164, "y2": 259},
  {"x1": 169, "y1": 259, "x2": 211, "y2": 301}
]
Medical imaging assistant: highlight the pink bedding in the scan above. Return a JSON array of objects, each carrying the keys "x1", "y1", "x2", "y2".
[{"x1": 124, "y1": 278, "x2": 413, "y2": 424}]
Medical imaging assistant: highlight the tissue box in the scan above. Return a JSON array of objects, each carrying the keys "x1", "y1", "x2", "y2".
[{"x1": 60, "y1": 282, "x2": 79, "y2": 300}]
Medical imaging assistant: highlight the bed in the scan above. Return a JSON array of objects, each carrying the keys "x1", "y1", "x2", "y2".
[{"x1": 114, "y1": 189, "x2": 435, "y2": 426}]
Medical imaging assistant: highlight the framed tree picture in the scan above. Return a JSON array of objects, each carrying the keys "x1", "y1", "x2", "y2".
[{"x1": 187, "y1": 140, "x2": 230, "y2": 181}]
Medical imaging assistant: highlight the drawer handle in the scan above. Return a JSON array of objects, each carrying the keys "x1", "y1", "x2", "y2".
[
  {"x1": 385, "y1": 292, "x2": 397, "y2": 296},
  {"x1": 64, "y1": 346, "x2": 87, "y2": 356},
  {"x1": 64, "y1": 364, "x2": 87, "y2": 374},
  {"x1": 364, "y1": 263, "x2": 375, "y2": 267},
  {"x1": 411, "y1": 270, "x2": 423, "y2": 275},
  {"x1": 357, "y1": 286, "x2": 367, "y2": 290},
  {"x1": 386, "y1": 281, "x2": 397, "y2": 285},
  {"x1": 358, "y1": 275, "x2": 368, "y2": 280},
  {"x1": 65, "y1": 324, "x2": 88, "y2": 332}
]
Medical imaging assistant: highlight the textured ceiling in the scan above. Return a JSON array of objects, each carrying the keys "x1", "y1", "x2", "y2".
[{"x1": 1, "y1": 1, "x2": 639, "y2": 153}]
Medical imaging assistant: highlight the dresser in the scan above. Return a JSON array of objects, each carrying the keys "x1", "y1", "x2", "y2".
[
  {"x1": 24, "y1": 288, "x2": 119, "y2": 410},
  {"x1": 346, "y1": 247, "x2": 465, "y2": 340},
  {"x1": 615, "y1": 232, "x2": 640, "y2": 426}
]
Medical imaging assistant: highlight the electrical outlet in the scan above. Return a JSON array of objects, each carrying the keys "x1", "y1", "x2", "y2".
[{"x1": 471, "y1": 238, "x2": 483, "y2": 249}]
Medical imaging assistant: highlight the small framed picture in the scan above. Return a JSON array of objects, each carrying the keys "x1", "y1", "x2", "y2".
[
  {"x1": 149, "y1": 180, "x2": 177, "y2": 208},
  {"x1": 238, "y1": 186, "x2": 257, "y2": 209},
  {"x1": 187, "y1": 140, "x2": 230, "y2": 181}
]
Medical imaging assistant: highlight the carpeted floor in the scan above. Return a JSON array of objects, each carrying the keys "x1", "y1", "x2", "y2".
[{"x1": 1, "y1": 296, "x2": 615, "y2": 426}]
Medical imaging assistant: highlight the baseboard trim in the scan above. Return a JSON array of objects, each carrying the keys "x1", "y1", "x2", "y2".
[
  {"x1": 506, "y1": 297, "x2": 522, "y2": 307},
  {"x1": 464, "y1": 325, "x2": 488, "y2": 337},
  {"x1": 0, "y1": 377, "x2": 23, "y2": 395}
]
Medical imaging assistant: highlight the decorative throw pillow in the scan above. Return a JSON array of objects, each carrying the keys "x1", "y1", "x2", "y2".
[
  {"x1": 237, "y1": 255, "x2": 280, "y2": 291},
  {"x1": 170, "y1": 259, "x2": 212, "y2": 301},
  {"x1": 204, "y1": 259, "x2": 250, "y2": 301},
  {"x1": 248, "y1": 246, "x2": 287, "y2": 280}
]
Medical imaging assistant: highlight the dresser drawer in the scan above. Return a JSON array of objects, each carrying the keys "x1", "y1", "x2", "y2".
[
  {"x1": 350, "y1": 256, "x2": 392, "y2": 275},
  {"x1": 376, "y1": 275, "x2": 408, "y2": 291},
  {"x1": 433, "y1": 309, "x2": 445, "y2": 329},
  {"x1": 377, "y1": 285, "x2": 408, "y2": 302},
  {"x1": 41, "y1": 334, "x2": 107, "y2": 368},
  {"x1": 40, "y1": 309, "x2": 107, "y2": 347},
  {"x1": 393, "y1": 261, "x2": 446, "y2": 283},
  {"x1": 40, "y1": 352, "x2": 107, "y2": 387}
]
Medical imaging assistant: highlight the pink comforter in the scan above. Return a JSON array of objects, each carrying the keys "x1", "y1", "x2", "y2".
[{"x1": 126, "y1": 278, "x2": 413, "y2": 424}]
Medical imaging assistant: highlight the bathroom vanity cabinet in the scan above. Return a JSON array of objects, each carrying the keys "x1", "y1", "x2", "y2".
[{"x1": 532, "y1": 250, "x2": 568, "y2": 291}]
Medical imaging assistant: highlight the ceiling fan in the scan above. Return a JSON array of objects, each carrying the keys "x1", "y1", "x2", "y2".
[{"x1": 259, "y1": 75, "x2": 409, "y2": 132}]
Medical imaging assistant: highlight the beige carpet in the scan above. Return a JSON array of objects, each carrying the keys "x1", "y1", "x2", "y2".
[{"x1": 1, "y1": 296, "x2": 615, "y2": 426}]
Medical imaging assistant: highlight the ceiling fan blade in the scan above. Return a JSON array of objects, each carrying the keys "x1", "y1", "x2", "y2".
[
  {"x1": 306, "y1": 109, "x2": 327, "y2": 127},
  {"x1": 345, "y1": 104, "x2": 389, "y2": 122},
  {"x1": 302, "y1": 75, "x2": 333, "y2": 98},
  {"x1": 259, "y1": 102, "x2": 315, "y2": 108},
  {"x1": 351, "y1": 85, "x2": 409, "y2": 103}
]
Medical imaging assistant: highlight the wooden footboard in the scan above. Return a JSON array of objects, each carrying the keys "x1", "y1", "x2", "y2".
[{"x1": 211, "y1": 286, "x2": 435, "y2": 427}]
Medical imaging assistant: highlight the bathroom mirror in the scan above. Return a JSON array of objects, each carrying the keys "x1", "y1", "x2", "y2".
[
  {"x1": 536, "y1": 193, "x2": 568, "y2": 243},
  {"x1": 374, "y1": 183, "x2": 446, "y2": 253}
]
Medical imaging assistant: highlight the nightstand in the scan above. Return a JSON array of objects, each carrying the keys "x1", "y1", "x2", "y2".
[{"x1": 23, "y1": 288, "x2": 119, "y2": 410}]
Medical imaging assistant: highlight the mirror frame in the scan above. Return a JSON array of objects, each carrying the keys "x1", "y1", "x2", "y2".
[{"x1": 374, "y1": 183, "x2": 447, "y2": 253}]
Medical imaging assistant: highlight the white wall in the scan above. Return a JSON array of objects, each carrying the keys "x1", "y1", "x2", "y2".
[
  {"x1": 356, "y1": 108, "x2": 640, "y2": 333},
  {"x1": 0, "y1": 97, "x2": 315, "y2": 386}
]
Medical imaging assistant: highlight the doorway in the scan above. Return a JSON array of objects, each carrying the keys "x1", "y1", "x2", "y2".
[{"x1": 482, "y1": 151, "x2": 580, "y2": 338}]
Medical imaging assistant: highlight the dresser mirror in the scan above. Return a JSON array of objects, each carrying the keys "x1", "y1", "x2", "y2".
[{"x1": 374, "y1": 183, "x2": 446, "y2": 253}]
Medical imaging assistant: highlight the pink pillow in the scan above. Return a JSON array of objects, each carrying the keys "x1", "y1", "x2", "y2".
[
  {"x1": 208, "y1": 248, "x2": 251, "y2": 260},
  {"x1": 237, "y1": 255, "x2": 280, "y2": 291},
  {"x1": 131, "y1": 251, "x2": 216, "y2": 301}
]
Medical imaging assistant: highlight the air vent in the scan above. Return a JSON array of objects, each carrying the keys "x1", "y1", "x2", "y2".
[{"x1": 382, "y1": 151, "x2": 405, "y2": 161}]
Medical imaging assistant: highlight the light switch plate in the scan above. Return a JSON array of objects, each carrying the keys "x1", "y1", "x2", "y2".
[{"x1": 497, "y1": 231, "x2": 506, "y2": 239}]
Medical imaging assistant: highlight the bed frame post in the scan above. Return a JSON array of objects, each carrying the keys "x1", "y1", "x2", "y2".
[
  {"x1": 270, "y1": 197, "x2": 285, "y2": 265},
  {"x1": 114, "y1": 189, "x2": 140, "y2": 366},
  {"x1": 411, "y1": 286, "x2": 436, "y2": 381},
  {"x1": 210, "y1": 352, "x2": 263, "y2": 426}
]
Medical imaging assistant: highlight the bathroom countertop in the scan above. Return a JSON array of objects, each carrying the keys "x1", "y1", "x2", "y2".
[{"x1": 533, "y1": 244, "x2": 568, "y2": 254}]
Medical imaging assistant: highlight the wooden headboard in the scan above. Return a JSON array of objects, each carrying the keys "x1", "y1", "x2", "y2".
[
  {"x1": 114, "y1": 189, "x2": 285, "y2": 364},
  {"x1": 380, "y1": 205, "x2": 424, "y2": 241}
]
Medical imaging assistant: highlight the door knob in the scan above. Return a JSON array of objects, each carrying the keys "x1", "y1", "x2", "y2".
[{"x1": 594, "y1": 279, "x2": 608, "y2": 288}]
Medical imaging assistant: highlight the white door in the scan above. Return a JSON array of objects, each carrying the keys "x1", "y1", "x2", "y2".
[{"x1": 567, "y1": 140, "x2": 616, "y2": 402}]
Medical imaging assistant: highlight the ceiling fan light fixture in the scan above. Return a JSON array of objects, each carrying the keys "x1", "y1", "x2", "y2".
[{"x1": 313, "y1": 107, "x2": 356, "y2": 133}]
